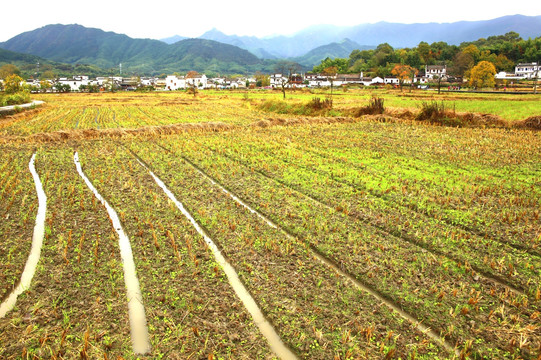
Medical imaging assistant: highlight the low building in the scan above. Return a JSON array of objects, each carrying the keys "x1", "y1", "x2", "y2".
[
  {"x1": 57, "y1": 76, "x2": 91, "y2": 91},
  {"x1": 515, "y1": 62, "x2": 539, "y2": 79},
  {"x1": 495, "y1": 71, "x2": 525, "y2": 80},
  {"x1": 95, "y1": 76, "x2": 122, "y2": 88},
  {"x1": 371, "y1": 77, "x2": 384, "y2": 85},
  {"x1": 384, "y1": 76, "x2": 400, "y2": 85},
  {"x1": 270, "y1": 73, "x2": 288, "y2": 88},
  {"x1": 425, "y1": 65, "x2": 447, "y2": 79},
  {"x1": 289, "y1": 74, "x2": 304, "y2": 88},
  {"x1": 140, "y1": 77, "x2": 158, "y2": 87},
  {"x1": 165, "y1": 75, "x2": 186, "y2": 90},
  {"x1": 186, "y1": 74, "x2": 207, "y2": 88},
  {"x1": 120, "y1": 77, "x2": 139, "y2": 91}
]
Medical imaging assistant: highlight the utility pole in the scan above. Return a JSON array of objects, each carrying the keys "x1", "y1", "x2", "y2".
[{"x1": 534, "y1": 61, "x2": 539, "y2": 94}]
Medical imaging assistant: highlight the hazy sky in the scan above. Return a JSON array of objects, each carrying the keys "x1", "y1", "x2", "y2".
[{"x1": 1, "y1": 0, "x2": 540, "y2": 42}]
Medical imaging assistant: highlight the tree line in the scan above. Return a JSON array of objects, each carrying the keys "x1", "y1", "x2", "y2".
[{"x1": 312, "y1": 32, "x2": 541, "y2": 79}]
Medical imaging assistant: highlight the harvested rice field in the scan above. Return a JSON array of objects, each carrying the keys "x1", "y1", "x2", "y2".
[{"x1": 0, "y1": 90, "x2": 540, "y2": 359}]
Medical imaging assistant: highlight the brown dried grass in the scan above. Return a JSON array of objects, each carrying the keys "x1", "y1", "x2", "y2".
[
  {"x1": 514, "y1": 116, "x2": 541, "y2": 130},
  {"x1": 251, "y1": 116, "x2": 358, "y2": 128},
  {"x1": 457, "y1": 112, "x2": 510, "y2": 128},
  {"x1": 0, "y1": 121, "x2": 234, "y2": 144}
]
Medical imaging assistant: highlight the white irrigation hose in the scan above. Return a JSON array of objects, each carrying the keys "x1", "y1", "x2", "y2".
[
  {"x1": 74, "y1": 152, "x2": 150, "y2": 355},
  {"x1": 0, "y1": 154, "x2": 47, "y2": 318},
  {"x1": 135, "y1": 158, "x2": 297, "y2": 360}
]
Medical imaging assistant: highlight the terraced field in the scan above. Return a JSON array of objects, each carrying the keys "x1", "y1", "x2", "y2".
[{"x1": 0, "y1": 91, "x2": 539, "y2": 359}]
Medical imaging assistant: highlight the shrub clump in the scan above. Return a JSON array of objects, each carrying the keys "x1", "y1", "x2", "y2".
[
  {"x1": 415, "y1": 101, "x2": 464, "y2": 126},
  {"x1": 416, "y1": 101, "x2": 449, "y2": 121},
  {"x1": 0, "y1": 91, "x2": 31, "y2": 107},
  {"x1": 352, "y1": 96, "x2": 385, "y2": 116},
  {"x1": 307, "y1": 97, "x2": 333, "y2": 111},
  {"x1": 258, "y1": 97, "x2": 334, "y2": 116}
]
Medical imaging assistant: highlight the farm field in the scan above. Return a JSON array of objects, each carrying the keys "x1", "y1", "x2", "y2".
[
  {"x1": 0, "y1": 90, "x2": 540, "y2": 359},
  {"x1": 1, "y1": 89, "x2": 541, "y2": 138}
]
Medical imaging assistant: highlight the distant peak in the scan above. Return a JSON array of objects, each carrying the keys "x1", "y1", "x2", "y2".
[{"x1": 202, "y1": 28, "x2": 225, "y2": 36}]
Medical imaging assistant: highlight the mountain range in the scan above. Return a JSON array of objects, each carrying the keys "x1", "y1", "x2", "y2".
[
  {"x1": 0, "y1": 24, "x2": 268, "y2": 75},
  {"x1": 166, "y1": 14, "x2": 541, "y2": 58},
  {"x1": 1, "y1": 15, "x2": 540, "y2": 76}
]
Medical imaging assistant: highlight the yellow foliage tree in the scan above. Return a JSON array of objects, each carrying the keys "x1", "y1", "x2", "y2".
[
  {"x1": 4, "y1": 74, "x2": 24, "y2": 94},
  {"x1": 469, "y1": 61, "x2": 496, "y2": 89}
]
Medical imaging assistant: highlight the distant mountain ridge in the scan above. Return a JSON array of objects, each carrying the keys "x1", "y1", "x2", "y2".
[
  {"x1": 0, "y1": 24, "x2": 266, "y2": 74},
  {"x1": 292, "y1": 39, "x2": 374, "y2": 67},
  {"x1": 160, "y1": 35, "x2": 188, "y2": 44},
  {"x1": 163, "y1": 14, "x2": 541, "y2": 58},
  {"x1": 2, "y1": 15, "x2": 540, "y2": 76}
]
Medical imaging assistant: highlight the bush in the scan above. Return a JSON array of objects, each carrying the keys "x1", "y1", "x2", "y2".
[
  {"x1": 258, "y1": 97, "x2": 334, "y2": 116},
  {"x1": 258, "y1": 99, "x2": 291, "y2": 114},
  {"x1": 416, "y1": 101, "x2": 461, "y2": 126},
  {"x1": 307, "y1": 97, "x2": 332, "y2": 111},
  {"x1": 0, "y1": 91, "x2": 30, "y2": 106},
  {"x1": 352, "y1": 96, "x2": 385, "y2": 116},
  {"x1": 416, "y1": 101, "x2": 455, "y2": 121}
]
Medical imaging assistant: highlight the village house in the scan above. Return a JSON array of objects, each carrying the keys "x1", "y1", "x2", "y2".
[
  {"x1": 334, "y1": 73, "x2": 364, "y2": 86},
  {"x1": 140, "y1": 77, "x2": 158, "y2": 87},
  {"x1": 425, "y1": 65, "x2": 447, "y2": 79},
  {"x1": 270, "y1": 73, "x2": 288, "y2": 88},
  {"x1": 370, "y1": 76, "x2": 384, "y2": 85},
  {"x1": 206, "y1": 77, "x2": 223, "y2": 89},
  {"x1": 186, "y1": 74, "x2": 208, "y2": 88},
  {"x1": 289, "y1": 74, "x2": 305, "y2": 88},
  {"x1": 165, "y1": 75, "x2": 186, "y2": 90},
  {"x1": 120, "y1": 77, "x2": 139, "y2": 91},
  {"x1": 95, "y1": 76, "x2": 122, "y2": 89},
  {"x1": 384, "y1": 76, "x2": 400, "y2": 85},
  {"x1": 515, "y1": 62, "x2": 539, "y2": 78},
  {"x1": 495, "y1": 71, "x2": 525, "y2": 81},
  {"x1": 57, "y1": 75, "x2": 92, "y2": 91},
  {"x1": 24, "y1": 79, "x2": 41, "y2": 88}
]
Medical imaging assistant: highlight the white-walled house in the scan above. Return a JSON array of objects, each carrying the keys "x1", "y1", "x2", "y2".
[
  {"x1": 384, "y1": 76, "x2": 400, "y2": 85},
  {"x1": 165, "y1": 75, "x2": 186, "y2": 90},
  {"x1": 425, "y1": 65, "x2": 447, "y2": 79},
  {"x1": 57, "y1": 76, "x2": 91, "y2": 91},
  {"x1": 165, "y1": 74, "x2": 207, "y2": 90},
  {"x1": 270, "y1": 73, "x2": 288, "y2": 88},
  {"x1": 414, "y1": 75, "x2": 429, "y2": 84},
  {"x1": 495, "y1": 71, "x2": 524, "y2": 80},
  {"x1": 308, "y1": 77, "x2": 332, "y2": 87},
  {"x1": 371, "y1": 76, "x2": 384, "y2": 85},
  {"x1": 207, "y1": 77, "x2": 225, "y2": 88},
  {"x1": 186, "y1": 74, "x2": 207, "y2": 88},
  {"x1": 96, "y1": 76, "x2": 122, "y2": 88},
  {"x1": 140, "y1": 77, "x2": 158, "y2": 87},
  {"x1": 515, "y1": 62, "x2": 539, "y2": 78},
  {"x1": 25, "y1": 79, "x2": 41, "y2": 88}
]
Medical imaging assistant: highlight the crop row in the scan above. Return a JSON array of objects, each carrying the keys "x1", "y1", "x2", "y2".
[
  {"x1": 0, "y1": 146, "x2": 275, "y2": 359},
  {"x1": 0, "y1": 148, "x2": 37, "y2": 302},
  {"x1": 178, "y1": 123, "x2": 540, "y2": 294},
  {"x1": 153, "y1": 129, "x2": 540, "y2": 359},
  {"x1": 76, "y1": 143, "x2": 274, "y2": 359},
  {"x1": 0, "y1": 147, "x2": 133, "y2": 359},
  {"x1": 122, "y1": 140, "x2": 449, "y2": 359},
  {"x1": 204, "y1": 122, "x2": 540, "y2": 255}
]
